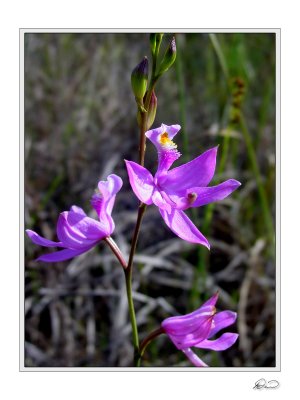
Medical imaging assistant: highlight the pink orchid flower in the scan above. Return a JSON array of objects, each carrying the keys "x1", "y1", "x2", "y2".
[
  {"x1": 161, "y1": 293, "x2": 238, "y2": 367},
  {"x1": 125, "y1": 123, "x2": 241, "y2": 248},
  {"x1": 26, "y1": 174, "x2": 122, "y2": 262}
]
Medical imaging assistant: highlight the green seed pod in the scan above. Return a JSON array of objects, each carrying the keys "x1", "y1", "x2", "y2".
[
  {"x1": 131, "y1": 57, "x2": 148, "y2": 103},
  {"x1": 157, "y1": 36, "x2": 176, "y2": 76}
]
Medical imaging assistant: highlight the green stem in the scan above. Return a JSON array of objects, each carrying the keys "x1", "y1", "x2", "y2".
[
  {"x1": 239, "y1": 113, "x2": 275, "y2": 248},
  {"x1": 126, "y1": 38, "x2": 161, "y2": 365},
  {"x1": 208, "y1": 33, "x2": 229, "y2": 80},
  {"x1": 125, "y1": 203, "x2": 147, "y2": 364},
  {"x1": 175, "y1": 36, "x2": 189, "y2": 161}
]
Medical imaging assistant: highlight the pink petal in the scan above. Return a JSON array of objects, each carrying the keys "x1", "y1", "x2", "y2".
[
  {"x1": 125, "y1": 160, "x2": 155, "y2": 204},
  {"x1": 145, "y1": 123, "x2": 181, "y2": 145},
  {"x1": 159, "y1": 208, "x2": 210, "y2": 248},
  {"x1": 162, "y1": 306, "x2": 215, "y2": 349},
  {"x1": 162, "y1": 305, "x2": 216, "y2": 332},
  {"x1": 209, "y1": 311, "x2": 237, "y2": 338},
  {"x1": 36, "y1": 247, "x2": 92, "y2": 262},
  {"x1": 200, "y1": 292, "x2": 219, "y2": 308},
  {"x1": 162, "y1": 147, "x2": 218, "y2": 190},
  {"x1": 188, "y1": 179, "x2": 241, "y2": 207},
  {"x1": 152, "y1": 189, "x2": 172, "y2": 212},
  {"x1": 145, "y1": 124, "x2": 182, "y2": 174},
  {"x1": 56, "y1": 210, "x2": 106, "y2": 249},
  {"x1": 195, "y1": 333, "x2": 239, "y2": 351},
  {"x1": 181, "y1": 348, "x2": 208, "y2": 367},
  {"x1": 92, "y1": 174, "x2": 123, "y2": 218},
  {"x1": 26, "y1": 229, "x2": 64, "y2": 247}
]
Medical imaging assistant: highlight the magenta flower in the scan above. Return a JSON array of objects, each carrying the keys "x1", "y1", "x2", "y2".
[
  {"x1": 26, "y1": 174, "x2": 122, "y2": 262},
  {"x1": 125, "y1": 123, "x2": 241, "y2": 248},
  {"x1": 161, "y1": 293, "x2": 238, "y2": 367}
]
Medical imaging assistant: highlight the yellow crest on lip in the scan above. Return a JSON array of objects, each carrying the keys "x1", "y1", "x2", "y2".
[{"x1": 159, "y1": 132, "x2": 177, "y2": 148}]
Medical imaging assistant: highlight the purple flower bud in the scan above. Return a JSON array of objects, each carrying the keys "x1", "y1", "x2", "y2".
[
  {"x1": 157, "y1": 36, "x2": 176, "y2": 76},
  {"x1": 131, "y1": 56, "x2": 148, "y2": 103}
]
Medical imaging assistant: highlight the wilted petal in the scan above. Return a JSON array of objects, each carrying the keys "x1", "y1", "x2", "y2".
[
  {"x1": 125, "y1": 160, "x2": 155, "y2": 204},
  {"x1": 26, "y1": 229, "x2": 64, "y2": 247},
  {"x1": 162, "y1": 147, "x2": 218, "y2": 190},
  {"x1": 159, "y1": 208, "x2": 210, "y2": 248},
  {"x1": 181, "y1": 348, "x2": 208, "y2": 367},
  {"x1": 188, "y1": 179, "x2": 241, "y2": 208},
  {"x1": 195, "y1": 333, "x2": 239, "y2": 351},
  {"x1": 209, "y1": 311, "x2": 237, "y2": 338},
  {"x1": 36, "y1": 247, "x2": 92, "y2": 262}
]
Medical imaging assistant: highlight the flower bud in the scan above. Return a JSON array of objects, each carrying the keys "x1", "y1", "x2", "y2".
[
  {"x1": 136, "y1": 90, "x2": 157, "y2": 129},
  {"x1": 157, "y1": 36, "x2": 176, "y2": 76},
  {"x1": 131, "y1": 57, "x2": 148, "y2": 103},
  {"x1": 146, "y1": 91, "x2": 157, "y2": 129}
]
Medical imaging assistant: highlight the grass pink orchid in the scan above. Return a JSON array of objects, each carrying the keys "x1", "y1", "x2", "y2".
[
  {"x1": 161, "y1": 293, "x2": 238, "y2": 367},
  {"x1": 125, "y1": 123, "x2": 241, "y2": 248},
  {"x1": 26, "y1": 174, "x2": 122, "y2": 262}
]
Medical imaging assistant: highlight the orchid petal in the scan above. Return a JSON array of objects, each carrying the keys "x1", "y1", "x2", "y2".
[
  {"x1": 145, "y1": 123, "x2": 181, "y2": 146},
  {"x1": 152, "y1": 189, "x2": 172, "y2": 212},
  {"x1": 188, "y1": 179, "x2": 241, "y2": 208},
  {"x1": 26, "y1": 229, "x2": 64, "y2": 248},
  {"x1": 209, "y1": 311, "x2": 237, "y2": 338},
  {"x1": 195, "y1": 333, "x2": 239, "y2": 351},
  {"x1": 92, "y1": 174, "x2": 123, "y2": 218},
  {"x1": 36, "y1": 247, "x2": 92, "y2": 262},
  {"x1": 56, "y1": 210, "x2": 106, "y2": 249},
  {"x1": 145, "y1": 124, "x2": 182, "y2": 174},
  {"x1": 201, "y1": 292, "x2": 219, "y2": 308},
  {"x1": 165, "y1": 318, "x2": 214, "y2": 349},
  {"x1": 162, "y1": 306, "x2": 215, "y2": 349},
  {"x1": 181, "y1": 348, "x2": 208, "y2": 367},
  {"x1": 125, "y1": 160, "x2": 155, "y2": 204},
  {"x1": 162, "y1": 305, "x2": 216, "y2": 332},
  {"x1": 159, "y1": 208, "x2": 210, "y2": 248},
  {"x1": 162, "y1": 147, "x2": 218, "y2": 190}
]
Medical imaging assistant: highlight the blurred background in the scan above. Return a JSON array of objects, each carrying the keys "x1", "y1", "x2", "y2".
[{"x1": 24, "y1": 32, "x2": 276, "y2": 367}]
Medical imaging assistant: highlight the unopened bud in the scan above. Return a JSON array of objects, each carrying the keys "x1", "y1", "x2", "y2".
[
  {"x1": 131, "y1": 57, "x2": 148, "y2": 103},
  {"x1": 146, "y1": 91, "x2": 157, "y2": 129},
  {"x1": 157, "y1": 36, "x2": 176, "y2": 76}
]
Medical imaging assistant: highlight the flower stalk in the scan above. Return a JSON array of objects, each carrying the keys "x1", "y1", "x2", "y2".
[
  {"x1": 103, "y1": 236, "x2": 127, "y2": 269},
  {"x1": 136, "y1": 327, "x2": 164, "y2": 366}
]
